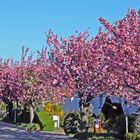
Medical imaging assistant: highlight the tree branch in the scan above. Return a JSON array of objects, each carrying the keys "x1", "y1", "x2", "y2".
[{"x1": 124, "y1": 80, "x2": 140, "y2": 94}]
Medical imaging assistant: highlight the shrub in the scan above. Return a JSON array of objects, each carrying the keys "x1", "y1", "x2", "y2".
[
  {"x1": 43, "y1": 102, "x2": 64, "y2": 117},
  {"x1": 19, "y1": 123, "x2": 40, "y2": 131},
  {"x1": 74, "y1": 132, "x2": 91, "y2": 140},
  {"x1": 98, "y1": 113, "x2": 105, "y2": 123},
  {"x1": 124, "y1": 133, "x2": 140, "y2": 140},
  {"x1": 60, "y1": 115, "x2": 64, "y2": 127},
  {"x1": 104, "y1": 115, "x2": 136, "y2": 139},
  {"x1": 36, "y1": 104, "x2": 43, "y2": 112},
  {"x1": 103, "y1": 117, "x2": 116, "y2": 133},
  {"x1": 19, "y1": 110, "x2": 30, "y2": 123},
  {"x1": 113, "y1": 115, "x2": 126, "y2": 138},
  {"x1": 63, "y1": 112, "x2": 82, "y2": 135},
  {"x1": 89, "y1": 115, "x2": 94, "y2": 128},
  {"x1": 133, "y1": 116, "x2": 140, "y2": 134},
  {"x1": 2, "y1": 110, "x2": 15, "y2": 123},
  {"x1": 35, "y1": 111, "x2": 54, "y2": 131},
  {"x1": 74, "y1": 132, "x2": 116, "y2": 140}
]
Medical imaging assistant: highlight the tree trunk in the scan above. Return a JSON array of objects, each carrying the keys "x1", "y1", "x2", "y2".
[
  {"x1": 14, "y1": 100, "x2": 19, "y2": 124},
  {"x1": 29, "y1": 104, "x2": 34, "y2": 123},
  {"x1": 79, "y1": 99, "x2": 90, "y2": 132},
  {"x1": 7, "y1": 101, "x2": 13, "y2": 117}
]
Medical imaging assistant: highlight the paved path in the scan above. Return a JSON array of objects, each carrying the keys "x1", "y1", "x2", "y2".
[{"x1": 0, "y1": 122, "x2": 77, "y2": 140}]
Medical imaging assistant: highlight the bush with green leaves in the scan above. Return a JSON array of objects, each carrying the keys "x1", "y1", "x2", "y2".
[
  {"x1": 124, "y1": 133, "x2": 140, "y2": 140},
  {"x1": 103, "y1": 117, "x2": 116, "y2": 133},
  {"x1": 63, "y1": 112, "x2": 82, "y2": 135},
  {"x1": 74, "y1": 132, "x2": 116, "y2": 140},
  {"x1": 19, "y1": 123, "x2": 40, "y2": 131},
  {"x1": 133, "y1": 116, "x2": 140, "y2": 134},
  {"x1": 104, "y1": 115, "x2": 136, "y2": 139},
  {"x1": 98, "y1": 113, "x2": 105, "y2": 123},
  {"x1": 89, "y1": 115, "x2": 94, "y2": 128},
  {"x1": 35, "y1": 111, "x2": 54, "y2": 131}
]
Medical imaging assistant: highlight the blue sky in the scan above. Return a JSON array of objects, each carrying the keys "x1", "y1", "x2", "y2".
[{"x1": 0, "y1": 0, "x2": 140, "y2": 60}]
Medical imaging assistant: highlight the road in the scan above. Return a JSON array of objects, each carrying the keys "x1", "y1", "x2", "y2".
[{"x1": 0, "y1": 122, "x2": 77, "y2": 140}]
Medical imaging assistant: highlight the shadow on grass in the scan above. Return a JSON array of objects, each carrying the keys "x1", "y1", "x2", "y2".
[{"x1": 73, "y1": 132, "x2": 119, "y2": 140}]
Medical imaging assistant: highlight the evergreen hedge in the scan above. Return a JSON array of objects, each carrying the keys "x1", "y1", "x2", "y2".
[{"x1": 36, "y1": 111, "x2": 54, "y2": 131}]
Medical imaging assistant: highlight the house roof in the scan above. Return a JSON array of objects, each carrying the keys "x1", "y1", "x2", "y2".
[{"x1": 62, "y1": 94, "x2": 138, "y2": 116}]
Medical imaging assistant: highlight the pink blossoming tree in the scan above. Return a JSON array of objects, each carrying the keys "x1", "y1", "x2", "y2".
[
  {"x1": 0, "y1": 59, "x2": 23, "y2": 116},
  {"x1": 46, "y1": 30, "x2": 109, "y2": 130},
  {"x1": 99, "y1": 9, "x2": 140, "y2": 107}
]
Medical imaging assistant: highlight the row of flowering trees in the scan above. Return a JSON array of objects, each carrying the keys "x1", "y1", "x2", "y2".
[{"x1": 0, "y1": 9, "x2": 140, "y2": 130}]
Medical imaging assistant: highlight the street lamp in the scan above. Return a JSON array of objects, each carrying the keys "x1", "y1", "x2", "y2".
[
  {"x1": 99, "y1": 102, "x2": 117, "y2": 110},
  {"x1": 112, "y1": 105, "x2": 117, "y2": 110}
]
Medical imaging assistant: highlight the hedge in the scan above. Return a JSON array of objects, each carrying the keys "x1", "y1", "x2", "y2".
[
  {"x1": 124, "y1": 133, "x2": 140, "y2": 140},
  {"x1": 35, "y1": 111, "x2": 54, "y2": 131}
]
